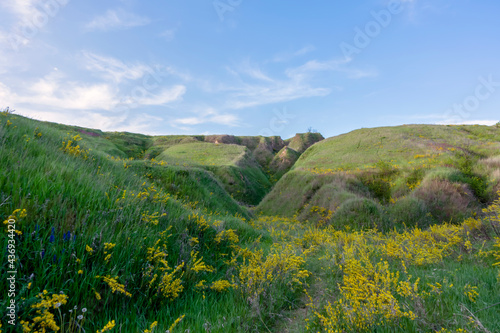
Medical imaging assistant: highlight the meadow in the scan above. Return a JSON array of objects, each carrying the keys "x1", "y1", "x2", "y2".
[{"x1": 1, "y1": 110, "x2": 499, "y2": 332}]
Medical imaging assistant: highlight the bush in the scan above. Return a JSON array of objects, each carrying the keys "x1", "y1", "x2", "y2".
[
  {"x1": 413, "y1": 179, "x2": 474, "y2": 223},
  {"x1": 332, "y1": 198, "x2": 387, "y2": 230},
  {"x1": 389, "y1": 196, "x2": 432, "y2": 228}
]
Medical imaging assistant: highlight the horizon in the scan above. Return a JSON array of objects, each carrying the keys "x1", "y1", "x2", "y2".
[
  {"x1": 8, "y1": 110, "x2": 499, "y2": 141},
  {"x1": 1, "y1": 0, "x2": 499, "y2": 138}
]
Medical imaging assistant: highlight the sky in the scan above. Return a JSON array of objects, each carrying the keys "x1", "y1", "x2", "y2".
[{"x1": 0, "y1": 0, "x2": 499, "y2": 139}]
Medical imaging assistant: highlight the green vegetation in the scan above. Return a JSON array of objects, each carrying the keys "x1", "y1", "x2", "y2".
[
  {"x1": 1, "y1": 113, "x2": 499, "y2": 332},
  {"x1": 259, "y1": 124, "x2": 500, "y2": 229}
]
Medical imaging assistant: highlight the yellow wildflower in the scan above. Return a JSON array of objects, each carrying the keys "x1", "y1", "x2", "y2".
[
  {"x1": 143, "y1": 321, "x2": 158, "y2": 333},
  {"x1": 168, "y1": 314, "x2": 185, "y2": 333},
  {"x1": 97, "y1": 320, "x2": 116, "y2": 333}
]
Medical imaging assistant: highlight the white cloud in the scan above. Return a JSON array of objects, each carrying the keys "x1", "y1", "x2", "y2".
[
  {"x1": 270, "y1": 45, "x2": 316, "y2": 63},
  {"x1": 173, "y1": 108, "x2": 239, "y2": 127},
  {"x1": 18, "y1": 108, "x2": 165, "y2": 134},
  {"x1": 1, "y1": 0, "x2": 42, "y2": 24},
  {"x1": 227, "y1": 84, "x2": 330, "y2": 110},
  {"x1": 0, "y1": 64, "x2": 187, "y2": 115},
  {"x1": 294, "y1": 45, "x2": 316, "y2": 56},
  {"x1": 0, "y1": 0, "x2": 69, "y2": 50},
  {"x1": 85, "y1": 9, "x2": 150, "y2": 31},
  {"x1": 231, "y1": 60, "x2": 274, "y2": 82},
  {"x1": 285, "y1": 59, "x2": 347, "y2": 81},
  {"x1": 221, "y1": 57, "x2": 370, "y2": 109},
  {"x1": 82, "y1": 51, "x2": 193, "y2": 84},
  {"x1": 82, "y1": 51, "x2": 150, "y2": 83},
  {"x1": 129, "y1": 85, "x2": 186, "y2": 106},
  {"x1": 0, "y1": 74, "x2": 118, "y2": 111}
]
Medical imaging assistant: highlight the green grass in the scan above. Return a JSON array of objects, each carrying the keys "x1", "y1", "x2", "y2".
[
  {"x1": 155, "y1": 142, "x2": 272, "y2": 205},
  {"x1": 2, "y1": 113, "x2": 499, "y2": 332},
  {"x1": 0, "y1": 113, "x2": 276, "y2": 332},
  {"x1": 294, "y1": 124, "x2": 500, "y2": 171},
  {"x1": 157, "y1": 142, "x2": 249, "y2": 166},
  {"x1": 259, "y1": 124, "x2": 500, "y2": 230}
]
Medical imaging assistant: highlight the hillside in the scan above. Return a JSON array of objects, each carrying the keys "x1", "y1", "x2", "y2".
[
  {"x1": 41, "y1": 120, "x2": 323, "y2": 205},
  {"x1": 258, "y1": 124, "x2": 500, "y2": 230},
  {"x1": 1, "y1": 112, "x2": 500, "y2": 332}
]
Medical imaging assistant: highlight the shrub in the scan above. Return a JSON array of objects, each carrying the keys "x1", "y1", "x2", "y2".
[
  {"x1": 389, "y1": 196, "x2": 432, "y2": 228},
  {"x1": 332, "y1": 198, "x2": 387, "y2": 230},
  {"x1": 413, "y1": 179, "x2": 473, "y2": 223}
]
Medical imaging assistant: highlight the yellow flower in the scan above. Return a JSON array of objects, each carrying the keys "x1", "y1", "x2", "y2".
[
  {"x1": 104, "y1": 243, "x2": 116, "y2": 251},
  {"x1": 97, "y1": 320, "x2": 116, "y2": 333},
  {"x1": 78, "y1": 270, "x2": 83, "y2": 274},
  {"x1": 143, "y1": 321, "x2": 158, "y2": 333},
  {"x1": 22, "y1": 292, "x2": 69, "y2": 332},
  {"x1": 96, "y1": 275, "x2": 132, "y2": 297},
  {"x1": 168, "y1": 315, "x2": 185, "y2": 333},
  {"x1": 86, "y1": 245, "x2": 94, "y2": 254},
  {"x1": 210, "y1": 279, "x2": 237, "y2": 292}
]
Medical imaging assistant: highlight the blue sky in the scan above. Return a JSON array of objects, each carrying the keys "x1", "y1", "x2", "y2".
[{"x1": 1, "y1": 0, "x2": 499, "y2": 139}]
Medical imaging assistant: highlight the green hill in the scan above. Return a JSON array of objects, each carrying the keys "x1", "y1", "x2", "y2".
[
  {"x1": 258, "y1": 124, "x2": 500, "y2": 230},
  {"x1": 2, "y1": 112, "x2": 500, "y2": 332},
  {"x1": 36, "y1": 123, "x2": 323, "y2": 206},
  {"x1": 156, "y1": 142, "x2": 271, "y2": 205}
]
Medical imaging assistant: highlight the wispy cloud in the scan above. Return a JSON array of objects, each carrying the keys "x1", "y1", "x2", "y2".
[
  {"x1": 229, "y1": 60, "x2": 275, "y2": 82},
  {"x1": 221, "y1": 57, "x2": 373, "y2": 109},
  {"x1": 0, "y1": 0, "x2": 69, "y2": 50},
  {"x1": 82, "y1": 51, "x2": 151, "y2": 83},
  {"x1": 85, "y1": 9, "x2": 150, "y2": 32},
  {"x1": 82, "y1": 51, "x2": 193, "y2": 84},
  {"x1": 1, "y1": 0, "x2": 42, "y2": 23},
  {"x1": 122, "y1": 85, "x2": 187, "y2": 106},
  {"x1": 270, "y1": 45, "x2": 316, "y2": 63},
  {"x1": 173, "y1": 108, "x2": 239, "y2": 128},
  {"x1": 294, "y1": 45, "x2": 316, "y2": 56}
]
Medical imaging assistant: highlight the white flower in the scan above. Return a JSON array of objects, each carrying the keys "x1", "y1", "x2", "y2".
[
  {"x1": 82, "y1": 308, "x2": 87, "y2": 313},
  {"x1": 78, "y1": 315, "x2": 83, "y2": 320},
  {"x1": 55, "y1": 303, "x2": 62, "y2": 308}
]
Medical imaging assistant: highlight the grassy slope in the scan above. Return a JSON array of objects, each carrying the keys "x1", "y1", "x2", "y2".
[
  {"x1": 3, "y1": 114, "x2": 498, "y2": 332},
  {"x1": 258, "y1": 124, "x2": 500, "y2": 230},
  {"x1": 157, "y1": 142, "x2": 272, "y2": 205},
  {"x1": 294, "y1": 125, "x2": 500, "y2": 170},
  {"x1": 0, "y1": 113, "x2": 273, "y2": 331},
  {"x1": 285, "y1": 132, "x2": 325, "y2": 154}
]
